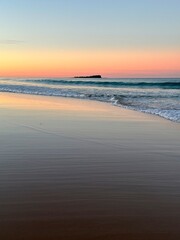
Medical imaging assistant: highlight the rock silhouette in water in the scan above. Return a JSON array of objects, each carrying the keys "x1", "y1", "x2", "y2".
[{"x1": 74, "y1": 75, "x2": 102, "y2": 78}]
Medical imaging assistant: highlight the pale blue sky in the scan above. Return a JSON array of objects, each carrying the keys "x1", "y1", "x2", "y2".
[{"x1": 0, "y1": 0, "x2": 180, "y2": 50}]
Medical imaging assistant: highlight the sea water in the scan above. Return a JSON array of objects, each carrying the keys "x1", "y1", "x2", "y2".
[{"x1": 0, "y1": 77, "x2": 180, "y2": 122}]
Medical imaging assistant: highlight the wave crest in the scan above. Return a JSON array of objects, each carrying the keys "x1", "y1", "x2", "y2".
[{"x1": 23, "y1": 79, "x2": 180, "y2": 89}]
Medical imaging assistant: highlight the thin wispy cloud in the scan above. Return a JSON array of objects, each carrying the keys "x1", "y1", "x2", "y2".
[{"x1": 0, "y1": 40, "x2": 25, "y2": 45}]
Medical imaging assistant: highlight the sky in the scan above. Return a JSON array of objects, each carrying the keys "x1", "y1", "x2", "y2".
[{"x1": 0, "y1": 0, "x2": 180, "y2": 78}]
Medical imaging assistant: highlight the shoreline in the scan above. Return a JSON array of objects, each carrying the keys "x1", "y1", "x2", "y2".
[{"x1": 0, "y1": 92, "x2": 176, "y2": 125}]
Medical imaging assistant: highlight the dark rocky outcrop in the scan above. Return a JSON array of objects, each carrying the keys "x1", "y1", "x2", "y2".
[{"x1": 74, "y1": 75, "x2": 102, "y2": 79}]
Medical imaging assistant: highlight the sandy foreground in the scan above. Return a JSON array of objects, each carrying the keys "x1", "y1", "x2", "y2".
[{"x1": 0, "y1": 93, "x2": 180, "y2": 240}]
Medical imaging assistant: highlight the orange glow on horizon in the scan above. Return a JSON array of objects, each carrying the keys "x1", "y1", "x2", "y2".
[{"x1": 0, "y1": 48, "x2": 180, "y2": 78}]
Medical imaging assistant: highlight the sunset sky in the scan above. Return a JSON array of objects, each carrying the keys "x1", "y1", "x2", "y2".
[{"x1": 0, "y1": 0, "x2": 180, "y2": 78}]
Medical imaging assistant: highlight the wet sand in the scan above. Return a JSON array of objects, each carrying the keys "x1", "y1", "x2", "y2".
[{"x1": 0, "y1": 93, "x2": 180, "y2": 240}]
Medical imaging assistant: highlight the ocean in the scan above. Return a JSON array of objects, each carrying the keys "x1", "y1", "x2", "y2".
[{"x1": 0, "y1": 77, "x2": 180, "y2": 122}]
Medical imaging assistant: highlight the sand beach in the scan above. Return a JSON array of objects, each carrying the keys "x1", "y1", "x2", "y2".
[{"x1": 0, "y1": 93, "x2": 180, "y2": 240}]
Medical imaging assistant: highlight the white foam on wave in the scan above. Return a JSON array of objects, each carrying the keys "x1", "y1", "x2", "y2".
[
  {"x1": 0, "y1": 81, "x2": 180, "y2": 123},
  {"x1": 113, "y1": 100, "x2": 180, "y2": 123},
  {"x1": 141, "y1": 109, "x2": 180, "y2": 122}
]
